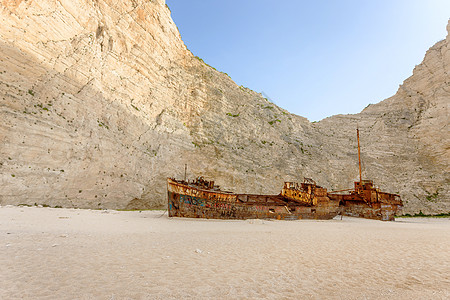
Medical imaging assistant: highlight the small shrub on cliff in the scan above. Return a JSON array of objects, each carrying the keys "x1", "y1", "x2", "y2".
[
  {"x1": 268, "y1": 119, "x2": 281, "y2": 125},
  {"x1": 426, "y1": 191, "x2": 439, "y2": 202}
]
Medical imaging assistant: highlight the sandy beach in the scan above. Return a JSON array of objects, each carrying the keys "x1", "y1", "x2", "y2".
[{"x1": 1, "y1": 206, "x2": 449, "y2": 299}]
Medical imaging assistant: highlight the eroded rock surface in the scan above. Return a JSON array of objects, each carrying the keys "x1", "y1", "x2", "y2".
[{"x1": 1, "y1": 0, "x2": 448, "y2": 213}]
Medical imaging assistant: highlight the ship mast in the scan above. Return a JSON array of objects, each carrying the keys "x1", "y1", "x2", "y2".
[{"x1": 357, "y1": 128, "x2": 362, "y2": 183}]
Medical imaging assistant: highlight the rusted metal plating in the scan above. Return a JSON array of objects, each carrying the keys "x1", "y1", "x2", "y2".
[
  {"x1": 328, "y1": 180, "x2": 402, "y2": 221},
  {"x1": 168, "y1": 177, "x2": 340, "y2": 220},
  {"x1": 327, "y1": 129, "x2": 403, "y2": 221},
  {"x1": 281, "y1": 178, "x2": 328, "y2": 206}
]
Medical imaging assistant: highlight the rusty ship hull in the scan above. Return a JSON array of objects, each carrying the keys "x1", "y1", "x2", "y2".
[
  {"x1": 168, "y1": 178, "x2": 340, "y2": 220},
  {"x1": 328, "y1": 180, "x2": 402, "y2": 221},
  {"x1": 325, "y1": 129, "x2": 403, "y2": 221}
]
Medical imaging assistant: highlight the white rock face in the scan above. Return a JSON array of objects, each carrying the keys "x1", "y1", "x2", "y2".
[{"x1": 0, "y1": 1, "x2": 448, "y2": 213}]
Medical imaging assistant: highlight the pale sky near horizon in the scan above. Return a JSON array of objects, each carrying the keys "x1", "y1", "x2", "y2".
[{"x1": 166, "y1": 0, "x2": 450, "y2": 121}]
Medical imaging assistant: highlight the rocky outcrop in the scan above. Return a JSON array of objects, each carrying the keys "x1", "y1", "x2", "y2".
[
  {"x1": 316, "y1": 29, "x2": 450, "y2": 214},
  {"x1": 0, "y1": 0, "x2": 448, "y2": 214}
]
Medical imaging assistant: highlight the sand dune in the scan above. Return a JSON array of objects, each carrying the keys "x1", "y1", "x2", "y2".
[{"x1": 1, "y1": 206, "x2": 449, "y2": 299}]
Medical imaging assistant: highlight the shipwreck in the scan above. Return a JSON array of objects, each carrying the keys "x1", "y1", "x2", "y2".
[
  {"x1": 167, "y1": 177, "x2": 340, "y2": 220},
  {"x1": 167, "y1": 129, "x2": 402, "y2": 221},
  {"x1": 327, "y1": 129, "x2": 403, "y2": 221}
]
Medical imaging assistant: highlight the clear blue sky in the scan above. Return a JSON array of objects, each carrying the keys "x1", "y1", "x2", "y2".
[{"x1": 166, "y1": 0, "x2": 450, "y2": 121}]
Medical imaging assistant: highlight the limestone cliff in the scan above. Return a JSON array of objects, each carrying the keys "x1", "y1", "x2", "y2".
[{"x1": 0, "y1": 0, "x2": 448, "y2": 214}]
